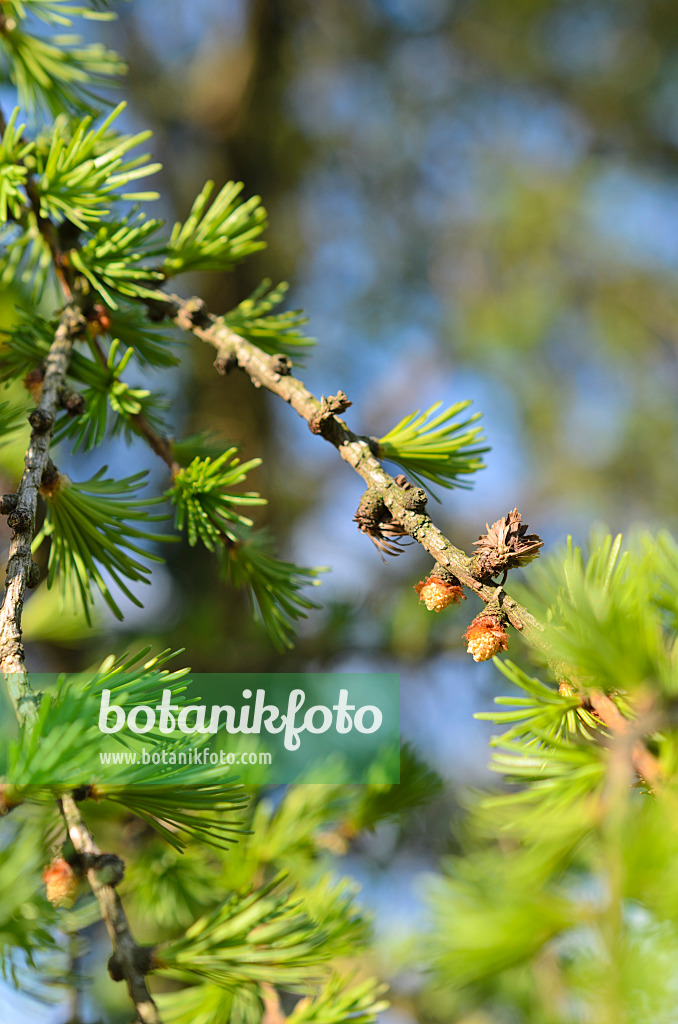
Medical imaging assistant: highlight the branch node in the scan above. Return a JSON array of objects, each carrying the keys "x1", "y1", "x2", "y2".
[
  {"x1": 91, "y1": 852, "x2": 125, "y2": 887},
  {"x1": 85, "y1": 301, "x2": 112, "y2": 336},
  {"x1": 7, "y1": 506, "x2": 31, "y2": 531},
  {"x1": 175, "y1": 296, "x2": 210, "y2": 331},
  {"x1": 62, "y1": 307, "x2": 87, "y2": 338},
  {"x1": 472, "y1": 508, "x2": 544, "y2": 579},
  {"x1": 214, "y1": 348, "x2": 238, "y2": 375},
  {"x1": 71, "y1": 784, "x2": 93, "y2": 801},
  {"x1": 107, "y1": 954, "x2": 124, "y2": 983},
  {"x1": 0, "y1": 494, "x2": 18, "y2": 516},
  {"x1": 40, "y1": 459, "x2": 61, "y2": 496},
  {"x1": 108, "y1": 945, "x2": 155, "y2": 982},
  {"x1": 354, "y1": 488, "x2": 409, "y2": 560},
  {"x1": 58, "y1": 384, "x2": 85, "y2": 417},
  {"x1": 309, "y1": 391, "x2": 352, "y2": 435},
  {"x1": 269, "y1": 353, "x2": 292, "y2": 378},
  {"x1": 24, "y1": 366, "x2": 45, "y2": 402},
  {"x1": 146, "y1": 297, "x2": 169, "y2": 322},
  {"x1": 27, "y1": 561, "x2": 41, "y2": 589},
  {"x1": 28, "y1": 408, "x2": 53, "y2": 434},
  {"x1": 394, "y1": 475, "x2": 428, "y2": 512}
]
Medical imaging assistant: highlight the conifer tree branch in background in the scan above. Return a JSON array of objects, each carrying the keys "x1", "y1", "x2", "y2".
[
  {"x1": 148, "y1": 292, "x2": 547, "y2": 649},
  {"x1": 60, "y1": 794, "x2": 162, "y2": 1024},
  {"x1": 0, "y1": 302, "x2": 84, "y2": 727}
]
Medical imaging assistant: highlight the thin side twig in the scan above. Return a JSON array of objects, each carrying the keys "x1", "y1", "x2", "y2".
[
  {"x1": 88, "y1": 333, "x2": 179, "y2": 475},
  {"x1": 129, "y1": 410, "x2": 179, "y2": 475}
]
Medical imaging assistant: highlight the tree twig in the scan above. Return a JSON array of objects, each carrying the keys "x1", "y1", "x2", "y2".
[
  {"x1": 0, "y1": 121, "x2": 165, "y2": 1019},
  {"x1": 149, "y1": 291, "x2": 547, "y2": 651},
  {"x1": 0, "y1": 305, "x2": 85, "y2": 727},
  {"x1": 88, "y1": 332, "x2": 179, "y2": 475},
  {"x1": 129, "y1": 410, "x2": 179, "y2": 475},
  {"x1": 152, "y1": 291, "x2": 672, "y2": 786},
  {"x1": 60, "y1": 795, "x2": 161, "y2": 1024}
]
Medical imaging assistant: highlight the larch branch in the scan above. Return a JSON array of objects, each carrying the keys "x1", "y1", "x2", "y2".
[
  {"x1": 150, "y1": 290, "x2": 669, "y2": 786},
  {"x1": 0, "y1": 305, "x2": 85, "y2": 728},
  {"x1": 149, "y1": 291, "x2": 548, "y2": 653},
  {"x1": 60, "y1": 795, "x2": 161, "y2": 1024}
]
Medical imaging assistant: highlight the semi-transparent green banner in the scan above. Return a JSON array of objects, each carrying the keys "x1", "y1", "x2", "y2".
[{"x1": 1, "y1": 672, "x2": 400, "y2": 786}]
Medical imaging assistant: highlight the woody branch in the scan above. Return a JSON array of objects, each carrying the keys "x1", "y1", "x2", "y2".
[
  {"x1": 147, "y1": 290, "x2": 663, "y2": 786},
  {"x1": 0, "y1": 304, "x2": 84, "y2": 728},
  {"x1": 0, "y1": 168, "x2": 166, "y2": 1024},
  {"x1": 60, "y1": 795, "x2": 160, "y2": 1024},
  {"x1": 148, "y1": 292, "x2": 546, "y2": 645}
]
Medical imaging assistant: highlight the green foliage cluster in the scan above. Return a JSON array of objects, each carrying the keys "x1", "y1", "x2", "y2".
[
  {"x1": 8, "y1": 6, "x2": 676, "y2": 1024},
  {"x1": 0, "y1": 0, "x2": 487, "y2": 648},
  {"x1": 0, "y1": 1, "x2": 124, "y2": 117},
  {"x1": 33, "y1": 468, "x2": 168, "y2": 621},
  {"x1": 0, "y1": 15, "x2": 454, "y2": 1020},
  {"x1": 168, "y1": 450, "x2": 265, "y2": 550},
  {"x1": 224, "y1": 531, "x2": 325, "y2": 652},
  {"x1": 377, "y1": 401, "x2": 487, "y2": 495},
  {"x1": 0, "y1": 641, "x2": 433, "y2": 1019},
  {"x1": 223, "y1": 280, "x2": 313, "y2": 357},
  {"x1": 422, "y1": 532, "x2": 678, "y2": 1022},
  {"x1": 0, "y1": 0, "x2": 353, "y2": 649}
]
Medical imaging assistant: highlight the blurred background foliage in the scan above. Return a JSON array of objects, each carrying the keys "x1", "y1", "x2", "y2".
[{"x1": 1, "y1": 0, "x2": 677, "y2": 1020}]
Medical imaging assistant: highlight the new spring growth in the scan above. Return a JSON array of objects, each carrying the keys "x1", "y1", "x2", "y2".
[
  {"x1": 415, "y1": 565, "x2": 466, "y2": 612},
  {"x1": 464, "y1": 612, "x2": 508, "y2": 662},
  {"x1": 98, "y1": 687, "x2": 383, "y2": 751}
]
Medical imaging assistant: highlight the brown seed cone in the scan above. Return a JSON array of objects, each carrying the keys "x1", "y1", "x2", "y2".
[
  {"x1": 43, "y1": 857, "x2": 79, "y2": 907},
  {"x1": 414, "y1": 574, "x2": 465, "y2": 612},
  {"x1": 473, "y1": 507, "x2": 543, "y2": 576},
  {"x1": 463, "y1": 613, "x2": 508, "y2": 662}
]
